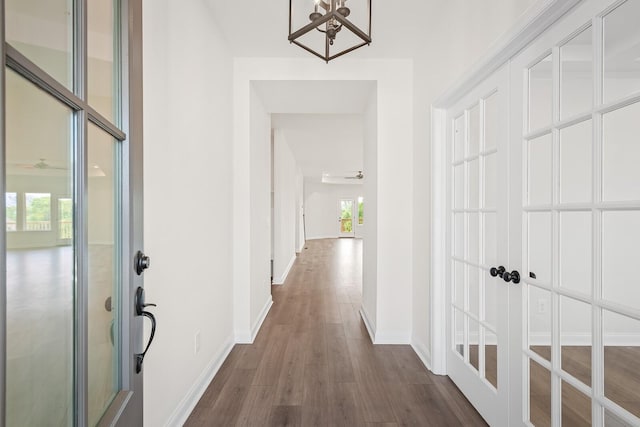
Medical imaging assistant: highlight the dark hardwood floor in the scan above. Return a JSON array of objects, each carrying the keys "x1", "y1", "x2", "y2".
[{"x1": 185, "y1": 238, "x2": 486, "y2": 427}]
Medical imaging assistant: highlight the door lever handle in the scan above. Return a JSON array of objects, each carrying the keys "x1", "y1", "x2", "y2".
[{"x1": 134, "y1": 286, "x2": 158, "y2": 373}]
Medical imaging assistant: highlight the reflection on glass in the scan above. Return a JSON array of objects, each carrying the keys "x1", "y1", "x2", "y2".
[
  {"x1": 484, "y1": 92, "x2": 498, "y2": 150},
  {"x1": 560, "y1": 212, "x2": 592, "y2": 296},
  {"x1": 469, "y1": 319, "x2": 479, "y2": 372},
  {"x1": 454, "y1": 213, "x2": 464, "y2": 258},
  {"x1": 602, "y1": 102, "x2": 640, "y2": 202},
  {"x1": 562, "y1": 381, "x2": 591, "y2": 426},
  {"x1": 528, "y1": 134, "x2": 553, "y2": 206},
  {"x1": 560, "y1": 120, "x2": 592, "y2": 203},
  {"x1": 603, "y1": 0, "x2": 640, "y2": 103},
  {"x1": 454, "y1": 164, "x2": 464, "y2": 210},
  {"x1": 455, "y1": 309, "x2": 464, "y2": 358},
  {"x1": 454, "y1": 261, "x2": 464, "y2": 309},
  {"x1": 529, "y1": 212, "x2": 552, "y2": 285},
  {"x1": 484, "y1": 153, "x2": 497, "y2": 209},
  {"x1": 529, "y1": 285, "x2": 552, "y2": 361},
  {"x1": 468, "y1": 265, "x2": 480, "y2": 318},
  {"x1": 602, "y1": 211, "x2": 640, "y2": 311},
  {"x1": 5, "y1": 69, "x2": 73, "y2": 426},
  {"x1": 6, "y1": 0, "x2": 73, "y2": 88},
  {"x1": 603, "y1": 310, "x2": 640, "y2": 419},
  {"x1": 88, "y1": 0, "x2": 119, "y2": 122},
  {"x1": 469, "y1": 104, "x2": 480, "y2": 157},
  {"x1": 529, "y1": 55, "x2": 553, "y2": 131},
  {"x1": 560, "y1": 27, "x2": 593, "y2": 119},
  {"x1": 485, "y1": 328, "x2": 498, "y2": 389},
  {"x1": 484, "y1": 213, "x2": 497, "y2": 269},
  {"x1": 468, "y1": 212, "x2": 479, "y2": 264},
  {"x1": 468, "y1": 159, "x2": 479, "y2": 209},
  {"x1": 454, "y1": 114, "x2": 465, "y2": 161},
  {"x1": 6, "y1": 192, "x2": 17, "y2": 231},
  {"x1": 88, "y1": 124, "x2": 120, "y2": 425},
  {"x1": 560, "y1": 297, "x2": 591, "y2": 386},
  {"x1": 529, "y1": 359, "x2": 551, "y2": 427}
]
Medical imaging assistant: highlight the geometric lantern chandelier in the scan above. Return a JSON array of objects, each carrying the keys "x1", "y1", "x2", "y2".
[{"x1": 288, "y1": 0, "x2": 372, "y2": 63}]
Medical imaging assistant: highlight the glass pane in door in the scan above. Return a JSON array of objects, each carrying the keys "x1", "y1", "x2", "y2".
[
  {"x1": 88, "y1": 124, "x2": 121, "y2": 425},
  {"x1": 5, "y1": 69, "x2": 73, "y2": 426},
  {"x1": 6, "y1": 0, "x2": 73, "y2": 89},
  {"x1": 58, "y1": 198, "x2": 73, "y2": 240}
]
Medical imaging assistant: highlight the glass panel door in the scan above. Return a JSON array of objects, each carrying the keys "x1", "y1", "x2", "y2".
[
  {"x1": 2, "y1": 0, "x2": 144, "y2": 425},
  {"x1": 513, "y1": 0, "x2": 640, "y2": 425},
  {"x1": 446, "y1": 65, "x2": 510, "y2": 426}
]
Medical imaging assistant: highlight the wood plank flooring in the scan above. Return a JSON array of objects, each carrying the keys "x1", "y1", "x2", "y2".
[{"x1": 186, "y1": 238, "x2": 486, "y2": 427}]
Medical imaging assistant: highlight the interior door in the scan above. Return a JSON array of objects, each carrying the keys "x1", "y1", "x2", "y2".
[
  {"x1": 2, "y1": 0, "x2": 145, "y2": 425},
  {"x1": 510, "y1": 0, "x2": 640, "y2": 425},
  {"x1": 338, "y1": 199, "x2": 356, "y2": 237},
  {"x1": 446, "y1": 65, "x2": 510, "y2": 425}
]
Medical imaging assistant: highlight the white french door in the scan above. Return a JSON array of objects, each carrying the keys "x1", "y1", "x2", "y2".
[
  {"x1": 511, "y1": 0, "x2": 640, "y2": 425},
  {"x1": 446, "y1": 65, "x2": 511, "y2": 426},
  {"x1": 338, "y1": 199, "x2": 356, "y2": 237},
  {"x1": 446, "y1": 0, "x2": 640, "y2": 426}
]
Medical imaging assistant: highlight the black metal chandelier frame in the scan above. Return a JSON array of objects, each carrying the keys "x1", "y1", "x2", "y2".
[{"x1": 288, "y1": 0, "x2": 372, "y2": 63}]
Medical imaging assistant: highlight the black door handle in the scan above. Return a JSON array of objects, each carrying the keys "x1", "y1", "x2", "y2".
[
  {"x1": 134, "y1": 286, "x2": 157, "y2": 374},
  {"x1": 490, "y1": 266, "x2": 505, "y2": 278},
  {"x1": 503, "y1": 270, "x2": 521, "y2": 284}
]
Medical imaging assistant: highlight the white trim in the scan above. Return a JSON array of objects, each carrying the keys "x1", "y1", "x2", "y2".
[
  {"x1": 359, "y1": 306, "x2": 376, "y2": 343},
  {"x1": 164, "y1": 334, "x2": 234, "y2": 427},
  {"x1": 235, "y1": 296, "x2": 273, "y2": 344},
  {"x1": 430, "y1": 106, "x2": 448, "y2": 375},
  {"x1": 272, "y1": 254, "x2": 296, "y2": 285},
  {"x1": 411, "y1": 341, "x2": 433, "y2": 372},
  {"x1": 529, "y1": 333, "x2": 640, "y2": 347},
  {"x1": 374, "y1": 331, "x2": 412, "y2": 345},
  {"x1": 433, "y1": 0, "x2": 581, "y2": 108},
  {"x1": 305, "y1": 235, "x2": 337, "y2": 240},
  {"x1": 296, "y1": 241, "x2": 305, "y2": 253}
]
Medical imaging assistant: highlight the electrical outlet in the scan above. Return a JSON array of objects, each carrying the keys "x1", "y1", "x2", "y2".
[
  {"x1": 195, "y1": 331, "x2": 201, "y2": 354},
  {"x1": 537, "y1": 299, "x2": 547, "y2": 314}
]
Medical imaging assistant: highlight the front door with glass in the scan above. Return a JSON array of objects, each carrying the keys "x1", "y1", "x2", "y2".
[
  {"x1": 2, "y1": 0, "x2": 144, "y2": 425},
  {"x1": 339, "y1": 199, "x2": 356, "y2": 237}
]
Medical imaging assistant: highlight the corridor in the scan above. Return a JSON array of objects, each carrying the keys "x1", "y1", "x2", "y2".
[{"x1": 185, "y1": 239, "x2": 486, "y2": 426}]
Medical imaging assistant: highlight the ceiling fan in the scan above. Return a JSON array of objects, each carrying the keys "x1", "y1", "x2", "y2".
[
  {"x1": 16, "y1": 158, "x2": 68, "y2": 171},
  {"x1": 344, "y1": 170, "x2": 364, "y2": 180}
]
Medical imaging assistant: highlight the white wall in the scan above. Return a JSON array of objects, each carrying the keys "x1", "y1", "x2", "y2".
[
  {"x1": 234, "y1": 59, "x2": 413, "y2": 344},
  {"x1": 295, "y1": 169, "x2": 305, "y2": 252},
  {"x1": 411, "y1": 0, "x2": 537, "y2": 368},
  {"x1": 272, "y1": 129, "x2": 298, "y2": 284},
  {"x1": 362, "y1": 90, "x2": 378, "y2": 333},
  {"x1": 304, "y1": 181, "x2": 363, "y2": 240},
  {"x1": 142, "y1": 1, "x2": 235, "y2": 425}
]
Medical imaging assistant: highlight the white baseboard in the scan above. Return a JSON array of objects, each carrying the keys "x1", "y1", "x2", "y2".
[
  {"x1": 359, "y1": 306, "x2": 376, "y2": 343},
  {"x1": 272, "y1": 254, "x2": 296, "y2": 285},
  {"x1": 374, "y1": 330, "x2": 412, "y2": 344},
  {"x1": 411, "y1": 341, "x2": 433, "y2": 372},
  {"x1": 296, "y1": 241, "x2": 305, "y2": 253},
  {"x1": 235, "y1": 296, "x2": 273, "y2": 344},
  {"x1": 306, "y1": 235, "x2": 337, "y2": 240},
  {"x1": 164, "y1": 334, "x2": 234, "y2": 427}
]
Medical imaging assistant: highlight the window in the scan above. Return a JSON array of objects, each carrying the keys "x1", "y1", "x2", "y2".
[
  {"x1": 358, "y1": 197, "x2": 364, "y2": 225},
  {"x1": 6, "y1": 192, "x2": 16, "y2": 231},
  {"x1": 25, "y1": 193, "x2": 51, "y2": 231}
]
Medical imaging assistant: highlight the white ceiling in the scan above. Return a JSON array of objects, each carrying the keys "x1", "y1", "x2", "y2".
[
  {"x1": 272, "y1": 113, "x2": 364, "y2": 181},
  {"x1": 255, "y1": 81, "x2": 373, "y2": 182}
]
